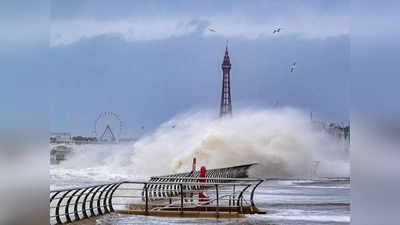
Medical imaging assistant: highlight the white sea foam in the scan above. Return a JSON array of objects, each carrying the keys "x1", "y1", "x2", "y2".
[
  {"x1": 50, "y1": 107, "x2": 349, "y2": 183},
  {"x1": 256, "y1": 208, "x2": 350, "y2": 223}
]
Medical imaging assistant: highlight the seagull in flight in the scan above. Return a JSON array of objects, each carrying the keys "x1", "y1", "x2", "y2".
[
  {"x1": 273, "y1": 27, "x2": 282, "y2": 34},
  {"x1": 208, "y1": 27, "x2": 216, "y2": 32},
  {"x1": 290, "y1": 62, "x2": 296, "y2": 72}
]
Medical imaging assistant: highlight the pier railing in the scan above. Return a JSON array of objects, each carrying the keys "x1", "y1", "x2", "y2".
[
  {"x1": 50, "y1": 178, "x2": 263, "y2": 224},
  {"x1": 150, "y1": 163, "x2": 257, "y2": 181},
  {"x1": 50, "y1": 182, "x2": 119, "y2": 225}
]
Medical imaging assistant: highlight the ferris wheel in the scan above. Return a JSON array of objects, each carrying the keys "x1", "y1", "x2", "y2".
[{"x1": 94, "y1": 112, "x2": 123, "y2": 142}]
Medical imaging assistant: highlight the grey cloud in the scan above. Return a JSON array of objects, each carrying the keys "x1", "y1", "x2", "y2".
[
  {"x1": 51, "y1": 1, "x2": 349, "y2": 46},
  {"x1": 49, "y1": 31, "x2": 349, "y2": 135}
]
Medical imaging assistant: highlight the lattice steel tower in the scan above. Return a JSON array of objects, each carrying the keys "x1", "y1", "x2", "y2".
[{"x1": 219, "y1": 43, "x2": 232, "y2": 117}]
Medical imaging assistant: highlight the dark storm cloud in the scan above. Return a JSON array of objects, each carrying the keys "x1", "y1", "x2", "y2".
[
  {"x1": 49, "y1": 31, "x2": 349, "y2": 135},
  {"x1": 47, "y1": 0, "x2": 350, "y2": 135},
  {"x1": 51, "y1": 0, "x2": 349, "y2": 46}
]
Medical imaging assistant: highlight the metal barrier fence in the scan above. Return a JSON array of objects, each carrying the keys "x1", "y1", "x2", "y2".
[
  {"x1": 150, "y1": 163, "x2": 257, "y2": 181},
  {"x1": 50, "y1": 178, "x2": 263, "y2": 224},
  {"x1": 144, "y1": 163, "x2": 257, "y2": 202},
  {"x1": 49, "y1": 182, "x2": 119, "y2": 224}
]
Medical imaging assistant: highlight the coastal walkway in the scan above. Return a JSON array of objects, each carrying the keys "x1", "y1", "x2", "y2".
[{"x1": 49, "y1": 163, "x2": 265, "y2": 224}]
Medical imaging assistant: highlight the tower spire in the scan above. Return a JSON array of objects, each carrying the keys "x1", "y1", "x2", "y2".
[{"x1": 220, "y1": 42, "x2": 232, "y2": 117}]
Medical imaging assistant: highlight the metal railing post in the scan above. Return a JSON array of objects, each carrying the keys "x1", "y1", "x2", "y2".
[
  {"x1": 97, "y1": 185, "x2": 109, "y2": 215},
  {"x1": 89, "y1": 186, "x2": 103, "y2": 217},
  {"x1": 250, "y1": 180, "x2": 263, "y2": 211},
  {"x1": 103, "y1": 183, "x2": 118, "y2": 214},
  {"x1": 232, "y1": 184, "x2": 235, "y2": 208},
  {"x1": 215, "y1": 184, "x2": 219, "y2": 218},
  {"x1": 74, "y1": 188, "x2": 87, "y2": 221},
  {"x1": 82, "y1": 187, "x2": 96, "y2": 219},
  {"x1": 229, "y1": 195, "x2": 232, "y2": 214},
  {"x1": 237, "y1": 185, "x2": 251, "y2": 214},
  {"x1": 180, "y1": 184, "x2": 184, "y2": 216},
  {"x1": 55, "y1": 190, "x2": 72, "y2": 224},
  {"x1": 65, "y1": 189, "x2": 80, "y2": 223},
  {"x1": 108, "y1": 182, "x2": 123, "y2": 212},
  {"x1": 144, "y1": 184, "x2": 149, "y2": 215}
]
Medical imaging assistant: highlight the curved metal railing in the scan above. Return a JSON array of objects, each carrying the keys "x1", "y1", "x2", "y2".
[
  {"x1": 144, "y1": 177, "x2": 263, "y2": 207},
  {"x1": 50, "y1": 178, "x2": 263, "y2": 224},
  {"x1": 49, "y1": 163, "x2": 260, "y2": 224},
  {"x1": 50, "y1": 182, "x2": 119, "y2": 224},
  {"x1": 144, "y1": 163, "x2": 257, "y2": 201}
]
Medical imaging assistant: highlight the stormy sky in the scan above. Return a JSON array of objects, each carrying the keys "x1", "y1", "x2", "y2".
[{"x1": 3, "y1": 0, "x2": 352, "y2": 136}]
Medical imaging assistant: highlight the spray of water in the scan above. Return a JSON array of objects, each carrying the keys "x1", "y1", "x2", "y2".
[{"x1": 52, "y1": 107, "x2": 349, "y2": 184}]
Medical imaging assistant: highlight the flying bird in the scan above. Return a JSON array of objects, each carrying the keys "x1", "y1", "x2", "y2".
[
  {"x1": 172, "y1": 125, "x2": 176, "y2": 128},
  {"x1": 273, "y1": 27, "x2": 282, "y2": 34},
  {"x1": 208, "y1": 27, "x2": 216, "y2": 32},
  {"x1": 290, "y1": 62, "x2": 296, "y2": 72},
  {"x1": 141, "y1": 126, "x2": 144, "y2": 130}
]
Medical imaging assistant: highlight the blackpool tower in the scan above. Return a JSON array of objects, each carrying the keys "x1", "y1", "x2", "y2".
[{"x1": 219, "y1": 43, "x2": 232, "y2": 117}]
